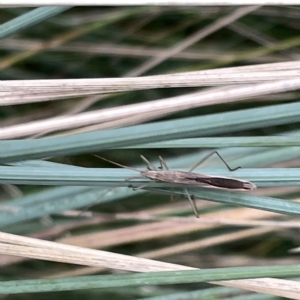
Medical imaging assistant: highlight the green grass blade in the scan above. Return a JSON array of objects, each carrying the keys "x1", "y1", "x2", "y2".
[
  {"x1": 0, "y1": 265, "x2": 299, "y2": 294},
  {"x1": 0, "y1": 6, "x2": 71, "y2": 38},
  {"x1": 126, "y1": 136, "x2": 300, "y2": 148},
  {"x1": 1, "y1": 164, "x2": 300, "y2": 186},
  {"x1": 2, "y1": 101, "x2": 300, "y2": 162},
  {"x1": 171, "y1": 187, "x2": 300, "y2": 216}
]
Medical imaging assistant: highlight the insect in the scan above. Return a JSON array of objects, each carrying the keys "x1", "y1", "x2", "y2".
[{"x1": 95, "y1": 151, "x2": 256, "y2": 218}]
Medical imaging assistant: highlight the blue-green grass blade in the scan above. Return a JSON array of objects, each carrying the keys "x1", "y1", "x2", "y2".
[
  {"x1": 1, "y1": 146, "x2": 299, "y2": 227},
  {"x1": 0, "y1": 6, "x2": 71, "y2": 38},
  {"x1": 0, "y1": 265, "x2": 299, "y2": 294},
  {"x1": 1, "y1": 165, "x2": 300, "y2": 187},
  {"x1": 125, "y1": 136, "x2": 300, "y2": 148},
  {"x1": 0, "y1": 186, "x2": 137, "y2": 228},
  {"x1": 1, "y1": 165, "x2": 300, "y2": 227},
  {"x1": 164, "y1": 187, "x2": 300, "y2": 216},
  {"x1": 1, "y1": 144, "x2": 300, "y2": 187},
  {"x1": 2, "y1": 101, "x2": 300, "y2": 162}
]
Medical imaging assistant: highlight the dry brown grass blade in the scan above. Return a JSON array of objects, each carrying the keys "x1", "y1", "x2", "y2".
[
  {"x1": 58, "y1": 206, "x2": 283, "y2": 249},
  {"x1": 0, "y1": 231, "x2": 298, "y2": 299},
  {"x1": 2, "y1": 77, "x2": 300, "y2": 139}
]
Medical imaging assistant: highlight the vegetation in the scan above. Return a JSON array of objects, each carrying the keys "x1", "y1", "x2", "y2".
[{"x1": 1, "y1": 5, "x2": 300, "y2": 299}]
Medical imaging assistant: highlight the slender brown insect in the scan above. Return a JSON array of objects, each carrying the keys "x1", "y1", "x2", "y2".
[{"x1": 95, "y1": 151, "x2": 256, "y2": 218}]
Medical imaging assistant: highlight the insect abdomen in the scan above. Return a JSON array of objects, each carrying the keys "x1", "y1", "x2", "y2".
[{"x1": 194, "y1": 177, "x2": 256, "y2": 190}]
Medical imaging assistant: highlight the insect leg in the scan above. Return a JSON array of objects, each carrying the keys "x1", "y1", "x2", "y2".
[
  {"x1": 189, "y1": 150, "x2": 240, "y2": 172},
  {"x1": 78, "y1": 186, "x2": 117, "y2": 216},
  {"x1": 140, "y1": 155, "x2": 158, "y2": 170},
  {"x1": 158, "y1": 156, "x2": 177, "y2": 202},
  {"x1": 184, "y1": 188, "x2": 199, "y2": 218},
  {"x1": 158, "y1": 156, "x2": 169, "y2": 170},
  {"x1": 130, "y1": 182, "x2": 153, "y2": 191},
  {"x1": 78, "y1": 175, "x2": 144, "y2": 216}
]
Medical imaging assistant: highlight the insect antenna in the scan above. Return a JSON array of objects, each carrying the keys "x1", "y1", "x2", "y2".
[
  {"x1": 78, "y1": 155, "x2": 144, "y2": 216},
  {"x1": 94, "y1": 155, "x2": 142, "y2": 172}
]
